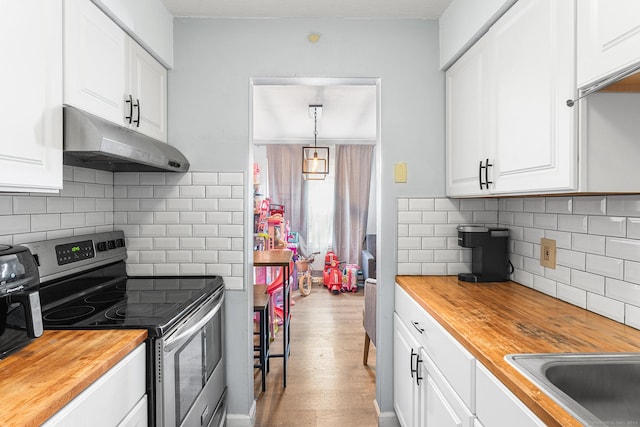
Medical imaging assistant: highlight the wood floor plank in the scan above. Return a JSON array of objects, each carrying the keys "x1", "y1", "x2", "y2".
[{"x1": 254, "y1": 286, "x2": 377, "y2": 426}]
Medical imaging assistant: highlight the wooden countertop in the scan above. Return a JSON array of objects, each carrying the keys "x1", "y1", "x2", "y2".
[
  {"x1": 253, "y1": 249, "x2": 293, "y2": 267},
  {"x1": 396, "y1": 276, "x2": 640, "y2": 427},
  {"x1": 0, "y1": 329, "x2": 147, "y2": 427}
]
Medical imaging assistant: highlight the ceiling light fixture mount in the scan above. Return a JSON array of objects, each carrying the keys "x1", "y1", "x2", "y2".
[{"x1": 302, "y1": 104, "x2": 329, "y2": 180}]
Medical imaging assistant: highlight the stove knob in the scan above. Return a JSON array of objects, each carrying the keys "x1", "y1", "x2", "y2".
[
  {"x1": 115, "y1": 238, "x2": 125, "y2": 248},
  {"x1": 96, "y1": 241, "x2": 107, "y2": 252},
  {"x1": 107, "y1": 240, "x2": 116, "y2": 250}
]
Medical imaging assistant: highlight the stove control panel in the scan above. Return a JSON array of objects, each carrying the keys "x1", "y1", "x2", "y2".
[{"x1": 55, "y1": 240, "x2": 95, "y2": 265}]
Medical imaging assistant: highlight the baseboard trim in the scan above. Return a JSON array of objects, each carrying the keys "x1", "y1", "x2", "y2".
[
  {"x1": 374, "y1": 398, "x2": 399, "y2": 427},
  {"x1": 226, "y1": 400, "x2": 256, "y2": 427}
]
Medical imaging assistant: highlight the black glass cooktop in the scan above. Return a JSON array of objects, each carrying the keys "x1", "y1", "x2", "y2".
[{"x1": 9, "y1": 261, "x2": 224, "y2": 338}]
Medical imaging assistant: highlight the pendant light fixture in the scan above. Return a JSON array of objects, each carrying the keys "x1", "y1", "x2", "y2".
[{"x1": 302, "y1": 104, "x2": 329, "y2": 180}]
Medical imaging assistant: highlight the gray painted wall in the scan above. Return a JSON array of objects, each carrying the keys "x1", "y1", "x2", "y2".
[{"x1": 170, "y1": 18, "x2": 445, "y2": 419}]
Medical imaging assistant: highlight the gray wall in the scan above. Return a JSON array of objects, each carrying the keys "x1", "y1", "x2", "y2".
[{"x1": 170, "y1": 18, "x2": 445, "y2": 419}]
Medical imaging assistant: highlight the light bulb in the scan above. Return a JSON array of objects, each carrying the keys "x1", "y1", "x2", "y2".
[{"x1": 312, "y1": 153, "x2": 319, "y2": 172}]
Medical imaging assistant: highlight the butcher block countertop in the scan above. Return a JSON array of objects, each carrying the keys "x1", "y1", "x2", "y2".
[
  {"x1": 0, "y1": 329, "x2": 147, "y2": 427},
  {"x1": 396, "y1": 275, "x2": 640, "y2": 427}
]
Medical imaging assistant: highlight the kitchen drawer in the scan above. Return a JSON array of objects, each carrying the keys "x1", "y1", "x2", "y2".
[{"x1": 395, "y1": 284, "x2": 476, "y2": 411}]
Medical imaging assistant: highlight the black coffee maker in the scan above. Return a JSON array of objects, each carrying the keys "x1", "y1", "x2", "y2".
[
  {"x1": 457, "y1": 225, "x2": 510, "y2": 283},
  {"x1": 0, "y1": 244, "x2": 43, "y2": 358}
]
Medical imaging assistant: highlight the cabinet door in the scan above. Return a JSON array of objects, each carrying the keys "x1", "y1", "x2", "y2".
[
  {"x1": 577, "y1": 0, "x2": 640, "y2": 88},
  {"x1": 419, "y1": 349, "x2": 464, "y2": 427},
  {"x1": 445, "y1": 38, "x2": 490, "y2": 197},
  {"x1": 488, "y1": 0, "x2": 576, "y2": 195},
  {"x1": 64, "y1": 0, "x2": 127, "y2": 126},
  {"x1": 394, "y1": 313, "x2": 419, "y2": 427},
  {"x1": 0, "y1": 0, "x2": 63, "y2": 192},
  {"x1": 129, "y1": 41, "x2": 168, "y2": 142}
]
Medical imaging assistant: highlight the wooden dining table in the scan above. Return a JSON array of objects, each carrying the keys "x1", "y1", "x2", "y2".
[{"x1": 253, "y1": 249, "x2": 293, "y2": 387}]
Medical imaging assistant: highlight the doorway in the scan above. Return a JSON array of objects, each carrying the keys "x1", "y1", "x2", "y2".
[{"x1": 248, "y1": 77, "x2": 381, "y2": 416}]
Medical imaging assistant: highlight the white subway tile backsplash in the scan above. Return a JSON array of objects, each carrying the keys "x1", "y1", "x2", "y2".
[
  {"x1": 60, "y1": 182, "x2": 85, "y2": 198},
  {"x1": 545, "y1": 197, "x2": 572, "y2": 214},
  {"x1": 398, "y1": 263, "x2": 422, "y2": 275},
  {"x1": 524, "y1": 256, "x2": 545, "y2": 276},
  {"x1": 473, "y1": 211, "x2": 498, "y2": 223},
  {"x1": 127, "y1": 211, "x2": 154, "y2": 225},
  {"x1": 523, "y1": 227, "x2": 545, "y2": 244},
  {"x1": 558, "y1": 214, "x2": 588, "y2": 233},
  {"x1": 422, "y1": 211, "x2": 448, "y2": 224},
  {"x1": 232, "y1": 212, "x2": 243, "y2": 225},
  {"x1": 434, "y1": 198, "x2": 459, "y2": 211},
  {"x1": 154, "y1": 211, "x2": 180, "y2": 224},
  {"x1": 0, "y1": 196, "x2": 13, "y2": 215},
  {"x1": 218, "y1": 172, "x2": 243, "y2": 185},
  {"x1": 571, "y1": 269, "x2": 605, "y2": 294},
  {"x1": 13, "y1": 232, "x2": 47, "y2": 245},
  {"x1": 84, "y1": 184, "x2": 105, "y2": 198},
  {"x1": 572, "y1": 233, "x2": 605, "y2": 255},
  {"x1": 126, "y1": 237, "x2": 154, "y2": 251},
  {"x1": 167, "y1": 251, "x2": 192, "y2": 263},
  {"x1": 398, "y1": 250, "x2": 408, "y2": 263},
  {"x1": 140, "y1": 225, "x2": 167, "y2": 237},
  {"x1": 524, "y1": 198, "x2": 546, "y2": 213},
  {"x1": 139, "y1": 199, "x2": 165, "y2": 212},
  {"x1": 153, "y1": 238, "x2": 180, "y2": 250},
  {"x1": 398, "y1": 237, "x2": 421, "y2": 250},
  {"x1": 193, "y1": 225, "x2": 219, "y2": 237},
  {"x1": 118, "y1": 225, "x2": 140, "y2": 237},
  {"x1": 485, "y1": 199, "x2": 498, "y2": 210},
  {"x1": 513, "y1": 240, "x2": 534, "y2": 257},
  {"x1": 155, "y1": 186, "x2": 180, "y2": 198},
  {"x1": 421, "y1": 237, "x2": 447, "y2": 250},
  {"x1": 223, "y1": 277, "x2": 243, "y2": 290},
  {"x1": 625, "y1": 261, "x2": 640, "y2": 285},
  {"x1": 114, "y1": 199, "x2": 140, "y2": 212},
  {"x1": 85, "y1": 212, "x2": 106, "y2": 226},
  {"x1": 544, "y1": 230, "x2": 571, "y2": 249},
  {"x1": 127, "y1": 186, "x2": 154, "y2": 199},
  {"x1": 397, "y1": 198, "x2": 409, "y2": 211},
  {"x1": 14, "y1": 197, "x2": 46, "y2": 214},
  {"x1": 557, "y1": 283, "x2": 587, "y2": 309},
  {"x1": 31, "y1": 214, "x2": 60, "y2": 232},
  {"x1": 408, "y1": 250, "x2": 434, "y2": 263},
  {"x1": 408, "y1": 224, "x2": 434, "y2": 237},
  {"x1": 398, "y1": 211, "x2": 422, "y2": 224},
  {"x1": 232, "y1": 186, "x2": 244, "y2": 199},
  {"x1": 96, "y1": 199, "x2": 113, "y2": 212},
  {"x1": 434, "y1": 224, "x2": 458, "y2": 236},
  {"x1": 446, "y1": 211, "x2": 473, "y2": 224},
  {"x1": 139, "y1": 251, "x2": 167, "y2": 263},
  {"x1": 154, "y1": 264, "x2": 180, "y2": 275},
  {"x1": 588, "y1": 216, "x2": 626, "y2": 237},
  {"x1": 626, "y1": 305, "x2": 640, "y2": 330},
  {"x1": 422, "y1": 263, "x2": 448, "y2": 275},
  {"x1": 446, "y1": 263, "x2": 470, "y2": 275},
  {"x1": 513, "y1": 269, "x2": 533, "y2": 288},
  {"x1": 587, "y1": 293, "x2": 624, "y2": 323},
  {"x1": 193, "y1": 250, "x2": 218, "y2": 263},
  {"x1": 232, "y1": 238, "x2": 243, "y2": 251},
  {"x1": 139, "y1": 173, "x2": 165, "y2": 185},
  {"x1": 586, "y1": 254, "x2": 623, "y2": 279},
  {"x1": 514, "y1": 212, "x2": 534, "y2": 227},
  {"x1": 60, "y1": 213, "x2": 86, "y2": 229},
  {"x1": 180, "y1": 186, "x2": 206, "y2": 198},
  {"x1": 179, "y1": 212, "x2": 206, "y2": 224},
  {"x1": 533, "y1": 276, "x2": 556, "y2": 297},
  {"x1": 627, "y1": 218, "x2": 640, "y2": 240},
  {"x1": 180, "y1": 237, "x2": 206, "y2": 250},
  {"x1": 165, "y1": 173, "x2": 192, "y2": 186},
  {"x1": 193, "y1": 199, "x2": 219, "y2": 211},
  {"x1": 606, "y1": 237, "x2": 640, "y2": 262},
  {"x1": 207, "y1": 212, "x2": 233, "y2": 225},
  {"x1": 606, "y1": 278, "x2": 640, "y2": 306},
  {"x1": 607, "y1": 195, "x2": 640, "y2": 218},
  {"x1": 166, "y1": 199, "x2": 193, "y2": 211},
  {"x1": 219, "y1": 251, "x2": 242, "y2": 263},
  {"x1": 409, "y1": 198, "x2": 434, "y2": 211},
  {"x1": 460, "y1": 199, "x2": 486, "y2": 211},
  {"x1": 73, "y1": 198, "x2": 96, "y2": 213},
  {"x1": 397, "y1": 224, "x2": 409, "y2": 237},
  {"x1": 219, "y1": 225, "x2": 243, "y2": 238},
  {"x1": 192, "y1": 173, "x2": 219, "y2": 185},
  {"x1": 219, "y1": 199, "x2": 243, "y2": 212},
  {"x1": 557, "y1": 249, "x2": 586, "y2": 270},
  {"x1": 127, "y1": 264, "x2": 153, "y2": 276},
  {"x1": 505, "y1": 198, "x2": 524, "y2": 212},
  {"x1": 534, "y1": 213, "x2": 557, "y2": 230},
  {"x1": 0, "y1": 215, "x2": 31, "y2": 235},
  {"x1": 73, "y1": 168, "x2": 96, "y2": 184},
  {"x1": 434, "y1": 250, "x2": 460, "y2": 263},
  {"x1": 574, "y1": 196, "x2": 606, "y2": 215},
  {"x1": 545, "y1": 265, "x2": 570, "y2": 285}
]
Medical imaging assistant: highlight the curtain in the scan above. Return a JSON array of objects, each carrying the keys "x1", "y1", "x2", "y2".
[
  {"x1": 266, "y1": 145, "x2": 308, "y2": 255},
  {"x1": 333, "y1": 145, "x2": 374, "y2": 265}
]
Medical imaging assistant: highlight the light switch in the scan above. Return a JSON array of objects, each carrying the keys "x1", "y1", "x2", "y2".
[{"x1": 394, "y1": 163, "x2": 407, "y2": 183}]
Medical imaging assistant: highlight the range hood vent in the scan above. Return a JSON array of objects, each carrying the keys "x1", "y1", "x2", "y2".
[{"x1": 63, "y1": 106, "x2": 190, "y2": 173}]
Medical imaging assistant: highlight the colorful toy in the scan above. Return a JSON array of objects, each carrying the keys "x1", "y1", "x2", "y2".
[
  {"x1": 295, "y1": 251, "x2": 319, "y2": 296},
  {"x1": 342, "y1": 264, "x2": 360, "y2": 292},
  {"x1": 323, "y1": 250, "x2": 343, "y2": 294}
]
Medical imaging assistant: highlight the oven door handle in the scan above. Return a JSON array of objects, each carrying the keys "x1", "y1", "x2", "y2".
[{"x1": 164, "y1": 289, "x2": 224, "y2": 353}]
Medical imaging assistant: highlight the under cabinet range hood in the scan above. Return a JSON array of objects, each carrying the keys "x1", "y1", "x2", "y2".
[{"x1": 62, "y1": 106, "x2": 190, "y2": 173}]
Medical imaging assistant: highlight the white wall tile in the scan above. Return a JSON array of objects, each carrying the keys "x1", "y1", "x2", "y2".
[
  {"x1": 155, "y1": 186, "x2": 180, "y2": 198},
  {"x1": 422, "y1": 211, "x2": 448, "y2": 224},
  {"x1": 586, "y1": 254, "x2": 623, "y2": 279},
  {"x1": 505, "y1": 198, "x2": 524, "y2": 212},
  {"x1": 74, "y1": 198, "x2": 96, "y2": 213},
  {"x1": 409, "y1": 198, "x2": 434, "y2": 211},
  {"x1": 533, "y1": 276, "x2": 556, "y2": 297},
  {"x1": 193, "y1": 225, "x2": 219, "y2": 237},
  {"x1": 545, "y1": 197, "x2": 572, "y2": 214},
  {"x1": 446, "y1": 211, "x2": 473, "y2": 224},
  {"x1": 85, "y1": 184, "x2": 105, "y2": 198},
  {"x1": 0, "y1": 196, "x2": 13, "y2": 215},
  {"x1": 139, "y1": 199, "x2": 165, "y2": 212},
  {"x1": 114, "y1": 173, "x2": 140, "y2": 185},
  {"x1": 179, "y1": 212, "x2": 207, "y2": 224},
  {"x1": 14, "y1": 197, "x2": 46, "y2": 214},
  {"x1": 524, "y1": 257, "x2": 545, "y2": 276},
  {"x1": 193, "y1": 199, "x2": 219, "y2": 211},
  {"x1": 397, "y1": 224, "x2": 409, "y2": 237},
  {"x1": 434, "y1": 250, "x2": 460, "y2": 263},
  {"x1": 219, "y1": 199, "x2": 243, "y2": 211},
  {"x1": 139, "y1": 173, "x2": 165, "y2": 185},
  {"x1": 193, "y1": 250, "x2": 218, "y2": 263},
  {"x1": 166, "y1": 199, "x2": 192, "y2": 211},
  {"x1": 223, "y1": 276, "x2": 243, "y2": 290},
  {"x1": 60, "y1": 213, "x2": 86, "y2": 229},
  {"x1": 434, "y1": 224, "x2": 458, "y2": 236},
  {"x1": 574, "y1": 196, "x2": 606, "y2": 215},
  {"x1": 118, "y1": 225, "x2": 140, "y2": 237},
  {"x1": 434, "y1": 198, "x2": 458, "y2": 211},
  {"x1": 14, "y1": 232, "x2": 47, "y2": 245},
  {"x1": 587, "y1": 293, "x2": 624, "y2": 323},
  {"x1": 154, "y1": 264, "x2": 180, "y2": 275},
  {"x1": 153, "y1": 238, "x2": 180, "y2": 250},
  {"x1": 523, "y1": 198, "x2": 545, "y2": 213},
  {"x1": 139, "y1": 251, "x2": 167, "y2": 263},
  {"x1": 232, "y1": 237, "x2": 243, "y2": 251},
  {"x1": 625, "y1": 261, "x2": 640, "y2": 285},
  {"x1": 513, "y1": 240, "x2": 534, "y2": 258},
  {"x1": 588, "y1": 216, "x2": 626, "y2": 237},
  {"x1": 398, "y1": 250, "x2": 408, "y2": 263},
  {"x1": 180, "y1": 186, "x2": 206, "y2": 198},
  {"x1": 60, "y1": 182, "x2": 85, "y2": 198},
  {"x1": 557, "y1": 283, "x2": 586, "y2": 309},
  {"x1": 126, "y1": 237, "x2": 154, "y2": 250},
  {"x1": 607, "y1": 195, "x2": 640, "y2": 218},
  {"x1": 154, "y1": 212, "x2": 180, "y2": 224},
  {"x1": 545, "y1": 265, "x2": 570, "y2": 285},
  {"x1": 499, "y1": 211, "x2": 514, "y2": 225},
  {"x1": 126, "y1": 263, "x2": 153, "y2": 276},
  {"x1": 558, "y1": 214, "x2": 588, "y2": 233},
  {"x1": 398, "y1": 263, "x2": 422, "y2": 275},
  {"x1": 219, "y1": 225, "x2": 243, "y2": 238},
  {"x1": 572, "y1": 233, "x2": 605, "y2": 255},
  {"x1": 408, "y1": 224, "x2": 434, "y2": 237},
  {"x1": 180, "y1": 237, "x2": 206, "y2": 250},
  {"x1": 140, "y1": 224, "x2": 167, "y2": 237},
  {"x1": 166, "y1": 173, "x2": 192, "y2": 186},
  {"x1": 207, "y1": 212, "x2": 233, "y2": 225},
  {"x1": 397, "y1": 198, "x2": 409, "y2": 211},
  {"x1": 557, "y1": 249, "x2": 586, "y2": 270},
  {"x1": 625, "y1": 304, "x2": 640, "y2": 330},
  {"x1": 446, "y1": 263, "x2": 470, "y2": 275},
  {"x1": 571, "y1": 269, "x2": 605, "y2": 294},
  {"x1": 533, "y1": 213, "x2": 557, "y2": 230},
  {"x1": 485, "y1": 199, "x2": 498, "y2": 210},
  {"x1": 606, "y1": 237, "x2": 640, "y2": 262},
  {"x1": 192, "y1": 173, "x2": 218, "y2": 185},
  {"x1": 398, "y1": 211, "x2": 422, "y2": 224},
  {"x1": 606, "y1": 278, "x2": 640, "y2": 306},
  {"x1": 544, "y1": 230, "x2": 571, "y2": 249},
  {"x1": 219, "y1": 251, "x2": 242, "y2": 263},
  {"x1": 86, "y1": 212, "x2": 106, "y2": 226},
  {"x1": 128, "y1": 212, "x2": 154, "y2": 225},
  {"x1": 74, "y1": 167, "x2": 97, "y2": 183},
  {"x1": 459, "y1": 199, "x2": 485, "y2": 211},
  {"x1": 473, "y1": 211, "x2": 498, "y2": 223},
  {"x1": 421, "y1": 263, "x2": 448, "y2": 275},
  {"x1": 513, "y1": 269, "x2": 533, "y2": 288},
  {"x1": 96, "y1": 199, "x2": 114, "y2": 212},
  {"x1": 114, "y1": 199, "x2": 140, "y2": 211},
  {"x1": 31, "y1": 214, "x2": 60, "y2": 232},
  {"x1": 167, "y1": 251, "x2": 192, "y2": 263},
  {"x1": 408, "y1": 250, "x2": 434, "y2": 263},
  {"x1": 523, "y1": 227, "x2": 545, "y2": 244},
  {"x1": 167, "y1": 224, "x2": 193, "y2": 237},
  {"x1": 421, "y1": 237, "x2": 447, "y2": 249},
  {"x1": 218, "y1": 173, "x2": 243, "y2": 185},
  {"x1": 514, "y1": 212, "x2": 534, "y2": 227},
  {"x1": 627, "y1": 218, "x2": 640, "y2": 239},
  {"x1": 127, "y1": 186, "x2": 154, "y2": 198}
]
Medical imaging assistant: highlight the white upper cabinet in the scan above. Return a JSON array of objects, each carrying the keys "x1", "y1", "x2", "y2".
[
  {"x1": 129, "y1": 41, "x2": 168, "y2": 142},
  {"x1": 445, "y1": 0, "x2": 577, "y2": 197},
  {"x1": 0, "y1": 0, "x2": 63, "y2": 193},
  {"x1": 64, "y1": 0, "x2": 167, "y2": 142},
  {"x1": 446, "y1": 38, "x2": 491, "y2": 197},
  {"x1": 577, "y1": 0, "x2": 640, "y2": 88},
  {"x1": 489, "y1": 0, "x2": 576, "y2": 194}
]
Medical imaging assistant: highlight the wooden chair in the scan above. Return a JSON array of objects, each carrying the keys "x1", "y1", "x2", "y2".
[{"x1": 363, "y1": 278, "x2": 377, "y2": 365}]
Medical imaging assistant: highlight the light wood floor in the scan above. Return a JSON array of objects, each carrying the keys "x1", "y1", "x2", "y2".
[{"x1": 254, "y1": 283, "x2": 377, "y2": 426}]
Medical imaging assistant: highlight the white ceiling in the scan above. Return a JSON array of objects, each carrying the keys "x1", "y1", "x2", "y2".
[
  {"x1": 163, "y1": 1, "x2": 453, "y2": 142},
  {"x1": 162, "y1": 0, "x2": 453, "y2": 19}
]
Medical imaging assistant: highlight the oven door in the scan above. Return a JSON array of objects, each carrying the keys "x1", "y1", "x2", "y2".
[{"x1": 156, "y1": 286, "x2": 225, "y2": 427}]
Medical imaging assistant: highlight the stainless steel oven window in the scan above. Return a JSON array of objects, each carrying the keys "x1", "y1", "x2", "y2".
[
  {"x1": 204, "y1": 309, "x2": 222, "y2": 380},
  {"x1": 176, "y1": 332, "x2": 204, "y2": 422}
]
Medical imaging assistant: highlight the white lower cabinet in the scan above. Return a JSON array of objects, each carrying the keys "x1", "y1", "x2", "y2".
[
  {"x1": 475, "y1": 362, "x2": 544, "y2": 427},
  {"x1": 43, "y1": 344, "x2": 147, "y2": 427},
  {"x1": 394, "y1": 284, "x2": 474, "y2": 427}
]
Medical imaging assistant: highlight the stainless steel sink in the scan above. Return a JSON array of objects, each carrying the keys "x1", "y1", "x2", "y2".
[{"x1": 505, "y1": 353, "x2": 640, "y2": 426}]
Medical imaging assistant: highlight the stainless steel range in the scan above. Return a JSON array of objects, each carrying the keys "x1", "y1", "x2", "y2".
[{"x1": 8, "y1": 231, "x2": 226, "y2": 427}]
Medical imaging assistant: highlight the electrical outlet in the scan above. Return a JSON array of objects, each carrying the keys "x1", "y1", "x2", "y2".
[{"x1": 540, "y1": 238, "x2": 556, "y2": 269}]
